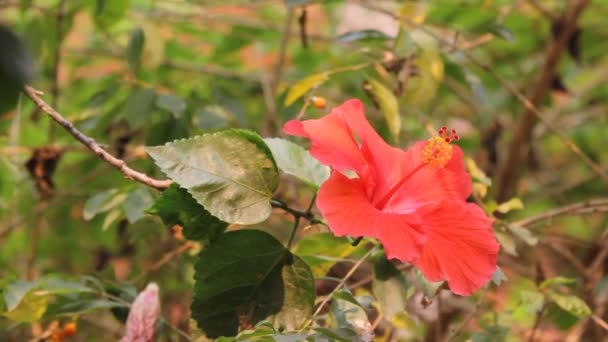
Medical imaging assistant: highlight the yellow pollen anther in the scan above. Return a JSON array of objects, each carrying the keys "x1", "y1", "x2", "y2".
[{"x1": 421, "y1": 136, "x2": 453, "y2": 168}]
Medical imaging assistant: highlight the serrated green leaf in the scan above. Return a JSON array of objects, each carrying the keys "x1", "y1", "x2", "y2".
[
  {"x1": 263, "y1": 138, "x2": 329, "y2": 187},
  {"x1": 146, "y1": 130, "x2": 279, "y2": 225},
  {"x1": 148, "y1": 183, "x2": 227, "y2": 242},
  {"x1": 336, "y1": 29, "x2": 392, "y2": 43},
  {"x1": 366, "y1": 77, "x2": 401, "y2": 138},
  {"x1": 284, "y1": 73, "x2": 329, "y2": 107},
  {"x1": 547, "y1": 292, "x2": 591, "y2": 318},
  {"x1": 191, "y1": 230, "x2": 314, "y2": 338},
  {"x1": 126, "y1": 27, "x2": 144, "y2": 73}
]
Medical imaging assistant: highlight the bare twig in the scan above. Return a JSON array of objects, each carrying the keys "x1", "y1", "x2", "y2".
[
  {"x1": 266, "y1": 7, "x2": 295, "y2": 135},
  {"x1": 23, "y1": 86, "x2": 173, "y2": 190},
  {"x1": 299, "y1": 247, "x2": 376, "y2": 332},
  {"x1": 512, "y1": 198, "x2": 608, "y2": 228},
  {"x1": 48, "y1": 0, "x2": 66, "y2": 142},
  {"x1": 444, "y1": 286, "x2": 489, "y2": 342},
  {"x1": 496, "y1": 0, "x2": 592, "y2": 202},
  {"x1": 354, "y1": 1, "x2": 607, "y2": 199},
  {"x1": 131, "y1": 241, "x2": 195, "y2": 283}
]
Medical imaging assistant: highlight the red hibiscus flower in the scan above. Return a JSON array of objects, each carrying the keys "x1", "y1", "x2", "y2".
[{"x1": 284, "y1": 99, "x2": 499, "y2": 295}]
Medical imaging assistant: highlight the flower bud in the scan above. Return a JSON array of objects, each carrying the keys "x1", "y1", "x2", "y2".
[{"x1": 121, "y1": 283, "x2": 160, "y2": 342}]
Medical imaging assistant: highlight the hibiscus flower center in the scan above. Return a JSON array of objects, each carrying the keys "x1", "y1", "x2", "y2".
[{"x1": 374, "y1": 127, "x2": 459, "y2": 209}]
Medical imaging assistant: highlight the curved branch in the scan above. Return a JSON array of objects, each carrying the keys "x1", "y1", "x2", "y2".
[{"x1": 23, "y1": 85, "x2": 173, "y2": 190}]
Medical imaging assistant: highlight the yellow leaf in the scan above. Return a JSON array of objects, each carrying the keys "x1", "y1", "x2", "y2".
[
  {"x1": 496, "y1": 198, "x2": 524, "y2": 214},
  {"x1": 367, "y1": 77, "x2": 401, "y2": 138},
  {"x1": 3, "y1": 291, "x2": 49, "y2": 323},
  {"x1": 284, "y1": 73, "x2": 329, "y2": 107},
  {"x1": 403, "y1": 50, "x2": 443, "y2": 106},
  {"x1": 473, "y1": 182, "x2": 488, "y2": 199},
  {"x1": 398, "y1": 3, "x2": 428, "y2": 26},
  {"x1": 141, "y1": 23, "x2": 165, "y2": 69},
  {"x1": 465, "y1": 157, "x2": 492, "y2": 186}
]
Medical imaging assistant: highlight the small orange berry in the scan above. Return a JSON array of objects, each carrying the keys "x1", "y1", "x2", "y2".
[
  {"x1": 63, "y1": 322, "x2": 77, "y2": 337},
  {"x1": 311, "y1": 96, "x2": 326, "y2": 109},
  {"x1": 51, "y1": 331, "x2": 65, "y2": 342}
]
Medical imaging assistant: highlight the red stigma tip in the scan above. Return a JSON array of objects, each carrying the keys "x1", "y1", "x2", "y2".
[
  {"x1": 444, "y1": 137, "x2": 451, "y2": 143},
  {"x1": 441, "y1": 126, "x2": 447, "y2": 131},
  {"x1": 453, "y1": 135, "x2": 459, "y2": 140},
  {"x1": 451, "y1": 129, "x2": 456, "y2": 133}
]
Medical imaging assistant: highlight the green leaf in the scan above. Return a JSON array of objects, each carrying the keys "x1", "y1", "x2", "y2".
[
  {"x1": 545, "y1": 302, "x2": 579, "y2": 330},
  {"x1": 507, "y1": 224, "x2": 538, "y2": 246},
  {"x1": 539, "y1": 277, "x2": 577, "y2": 290},
  {"x1": 156, "y1": 93, "x2": 187, "y2": 118},
  {"x1": 47, "y1": 298, "x2": 126, "y2": 316},
  {"x1": 126, "y1": 27, "x2": 144, "y2": 73},
  {"x1": 191, "y1": 230, "x2": 314, "y2": 338},
  {"x1": 3, "y1": 277, "x2": 95, "y2": 323},
  {"x1": 336, "y1": 29, "x2": 392, "y2": 43},
  {"x1": 294, "y1": 233, "x2": 356, "y2": 277},
  {"x1": 547, "y1": 292, "x2": 591, "y2": 318},
  {"x1": 0, "y1": 25, "x2": 34, "y2": 114},
  {"x1": 366, "y1": 77, "x2": 401, "y2": 138},
  {"x1": 332, "y1": 289, "x2": 362, "y2": 308},
  {"x1": 372, "y1": 257, "x2": 410, "y2": 319},
  {"x1": 263, "y1": 138, "x2": 329, "y2": 187},
  {"x1": 284, "y1": 73, "x2": 329, "y2": 107},
  {"x1": 122, "y1": 188, "x2": 154, "y2": 224},
  {"x1": 83, "y1": 189, "x2": 119, "y2": 221},
  {"x1": 93, "y1": 0, "x2": 130, "y2": 29},
  {"x1": 148, "y1": 183, "x2": 227, "y2": 242},
  {"x1": 146, "y1": 130, "x2": 278, "y2": 225},
  {"x1": 123, "y1": 88, "x2": 157, "y2": 129},
  {"x1": 518, "y1": 290, "x2": 544, "y2": 314}
]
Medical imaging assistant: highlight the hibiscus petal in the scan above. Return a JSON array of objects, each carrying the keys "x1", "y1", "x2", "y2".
[
  {"x1": 379, "y1": 142, "x2": 472, "y2": 213},
  {"x1": 283, "y1": 101, "x2": 367, "y2": 174},
  {"x1": 413, "y1": 202, "x2": 499, "y2": 296},
  {"x1": 317, "y1": 171, "x2": 425, "y2": 262}
]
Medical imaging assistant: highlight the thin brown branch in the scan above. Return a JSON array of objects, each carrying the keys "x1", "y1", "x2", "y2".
[
  {"x1": 512, "y1": 198, "x2": 608, "y2": 227},
  {"x1": 23, "y1": 86, "x2": 173, "y2": 191},
  {"x1": 48, "y1": 0, "x2": 66, "y2": 142},
  {"x1": 496, "y1": 0, "x2": 592, "y2": 201},
  {"x1": 355, "y1": 1, "x2": 607, "y2": 198},
  {"x1": 131, "y1": 241, "x2": 195, "y2": 283},
  {"x1": 299, "y1": 247, "x2": 375, "y2": 332},
  {"x1": 444, "y1": 286, "x2": 488, "y2": 342},
  {"x1": 266, "y1": 7, "x2": 295, "y2": 135}
]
